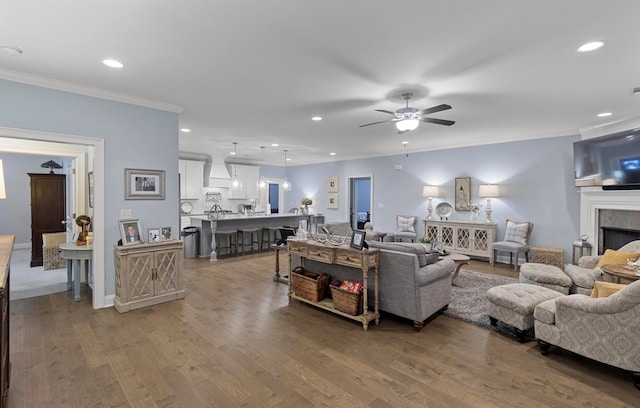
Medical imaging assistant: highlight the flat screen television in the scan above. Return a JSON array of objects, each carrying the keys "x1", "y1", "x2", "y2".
[{"x1": 573, "y1": 128, "x2": 640, "y2": 189}]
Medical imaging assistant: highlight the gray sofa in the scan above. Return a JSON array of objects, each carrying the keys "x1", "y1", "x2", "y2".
[{"x1": 301, "y1": 241, "x2": 455, "y2": 331}]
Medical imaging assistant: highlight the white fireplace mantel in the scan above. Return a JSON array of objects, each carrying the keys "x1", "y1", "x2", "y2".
[{"x1": 580, "y1": 187, "x2": 640, "y2": 250}]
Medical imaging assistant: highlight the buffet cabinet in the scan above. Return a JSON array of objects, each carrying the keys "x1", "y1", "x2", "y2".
[
  {"x1": 114, "y1": 240, "x2": 185, "y2": 313},
  {"x1": 424, "y1": 220, "x2": 496, "y2": 259}
]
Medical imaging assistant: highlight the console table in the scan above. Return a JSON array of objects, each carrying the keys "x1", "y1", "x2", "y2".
[
  {"x1": 287, "y1": 239, "x2": 380, "y2": 331},
  {"x1": 424, "y1": 220, "x2": 496, "y2": 259}
]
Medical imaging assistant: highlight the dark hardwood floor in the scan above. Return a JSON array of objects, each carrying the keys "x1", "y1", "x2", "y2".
[{"x1": 8, "y1": 252, "x2": 640, "y2": 407}]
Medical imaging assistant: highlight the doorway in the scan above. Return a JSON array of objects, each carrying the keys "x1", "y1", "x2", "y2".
[
  {"x1": 0, "y1": 127, "x2": 106, "y2": 309},
  {"x1": 349, "y1": 176, "x2": 372, "y2": 230},
  {"x1": 269, "y1": 183, "x2": 279, "y2": 213}
]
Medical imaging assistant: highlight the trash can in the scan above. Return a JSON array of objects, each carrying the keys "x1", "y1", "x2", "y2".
[{"x1": 181, "y1": 226, "x2": 199, "y2": 258}]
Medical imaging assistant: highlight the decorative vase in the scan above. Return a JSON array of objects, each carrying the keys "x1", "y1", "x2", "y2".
[
  {"x1": 76, "y1": 220, "x2": 89, "y2": 246},
  {"x1": 471, "y1": 210, "x2": 480, "y2": 222}
]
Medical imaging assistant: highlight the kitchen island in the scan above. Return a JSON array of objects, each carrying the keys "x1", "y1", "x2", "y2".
[{"x1": 190, "y1": 213, "x2": 310, "y2": 261}]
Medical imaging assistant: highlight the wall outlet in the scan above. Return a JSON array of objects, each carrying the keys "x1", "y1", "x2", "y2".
[{"x1": 120, "y1": 209, "x2": 132, "y2": 219}]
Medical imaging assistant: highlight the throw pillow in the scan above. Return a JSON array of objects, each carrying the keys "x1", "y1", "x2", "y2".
[
  {"x1": 504, "y1": 219, "x2": 530, "y2": 245},
  {"x1": 590, "y1": 281, "x2": 627, "y2": 298},
  {"x1": 367, "y1": 241, "x2": 433, "y2": 267},
  {"x1": 396, "y1": 216, "x2": 416, "y2": 233},
  {"x1": 594, "y1": 249, "x2": 640, "y2": 269}
]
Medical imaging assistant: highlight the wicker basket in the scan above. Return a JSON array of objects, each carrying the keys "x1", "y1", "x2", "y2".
[
  {"x1": 330, "y1": 284, "x2": 363, "y2": 316},
  {"x1": 42, "y1": 232, "x2": 67, "y2": 271},
  {"x1": 291, "y1": 267, "x2": 329, "y2": 302},
  {"x1": 531, "y1": 246, "x2": 564, "y2": 271}
]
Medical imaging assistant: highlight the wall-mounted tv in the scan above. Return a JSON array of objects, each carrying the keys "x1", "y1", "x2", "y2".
[{"x1": 574, "y1": 128, "x2": 640, "y2": 189}]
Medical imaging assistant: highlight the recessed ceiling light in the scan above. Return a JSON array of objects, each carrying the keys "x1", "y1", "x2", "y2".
[
  {"x1": 271, "y1": 143, "x2": 279, "y2": 147},
  {"x1": 597, "y1": 112, "x2": 612, "y2": 117},
  {"x1": 329, "y1": 152, "x2": 336, "y2": 156},
  {"x1": 230, "y1": 151, "x2": 236, "y2": 155},
  {"x1": 0, "y1": 45, "x2": 23, "y2": 56},
  {"x1": 311, "y1": 116, "x2": 322, "y2": 121},
  {"x1": 102, "y1": 59, "x2": 124, "y2": 69},
  {"x1": 180, "y1": 128, "x2": 191, "y2": 133},
  {"x1": 577, "y1": 41, "x2": 604, "y2": 53}
]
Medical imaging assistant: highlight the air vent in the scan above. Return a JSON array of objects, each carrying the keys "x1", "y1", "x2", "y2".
[{"x1": 631, "y1": 87, "x2": 640, "y2": 95}]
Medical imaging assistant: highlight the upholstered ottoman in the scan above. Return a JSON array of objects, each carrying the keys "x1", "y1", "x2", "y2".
[
  {"x1": 519, "y1": 262, "x2": 572, "y2": 294},
  {"x1": 487, "y1": 283, "x2": 565, "y2": 342}
]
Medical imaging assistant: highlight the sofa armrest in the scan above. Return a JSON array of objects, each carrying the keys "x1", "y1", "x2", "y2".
[
  {"x1": 415, "y1": 259, "x2": 455, "y2": 286},
  {"x1": 578, "y1": 255, "x2": 601, "y2": 269}
]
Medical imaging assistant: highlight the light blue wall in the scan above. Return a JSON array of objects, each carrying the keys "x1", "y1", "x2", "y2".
[
  {"x1": 0, "y1": 79, "x2": 179, "y2": 296},
  {"x1": 263, "y1": 135, "x2": 582, "y2": 262}
]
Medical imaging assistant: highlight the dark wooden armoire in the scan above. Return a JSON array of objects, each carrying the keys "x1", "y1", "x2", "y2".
[{"x1": 28, "y1": 173, "x2": 66, "y2": 267}]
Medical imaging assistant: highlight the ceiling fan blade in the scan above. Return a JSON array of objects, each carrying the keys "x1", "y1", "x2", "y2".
[
  {"x1": 423, "y1": 117, "x2": 455, "y2": 126},
  {"x1": 420, "y1": 104, "x2": 452, "y2": 115},
  {"x1": 374, "y1": 109, "x2": 396, "y2": 115},
  {"x1": 359, "y1": 119, "x2": 394, "y2": 127}
]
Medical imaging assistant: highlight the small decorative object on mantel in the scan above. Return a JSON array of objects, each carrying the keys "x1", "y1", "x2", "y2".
[
  {"x1": 75, "y1": 214, "x2": 91, "y2": 246},
  {"x1": 301, "y1": 197, "x2": 313, "y2": 214}
]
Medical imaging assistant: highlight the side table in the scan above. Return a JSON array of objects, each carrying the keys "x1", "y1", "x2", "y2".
[
  {"x1": 439, "y1": 252, "x2": 470, "y2": 285},
  {"x1": 59, "y1": 242, "x2": 93, "y2": 301},
  {"x1": 572, "y1": 240, "x2": 592, "y2": 265}
]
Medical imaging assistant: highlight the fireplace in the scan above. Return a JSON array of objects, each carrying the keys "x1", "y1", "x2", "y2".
[{"x1": 600, "y1": 227, "x2": 640, "y2": 253}]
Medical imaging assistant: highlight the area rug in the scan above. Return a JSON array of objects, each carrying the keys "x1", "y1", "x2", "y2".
[{"x1": 443, "y1": 269, "x2": 530, "y2": 339}]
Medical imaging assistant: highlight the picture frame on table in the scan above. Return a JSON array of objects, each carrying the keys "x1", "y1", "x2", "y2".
[
  {"x1": 125, "y1": 168, "x2": 165, "y2": 200},
  {"x1": 432, "y1": 241, "x2": 444, "y2": 254},
  {"x1": 327, "y1": 176, "x2": 339, "y2": 192},
  {"x1": 161, "y1": 226, "x2": 172, "y2": 241},
  {"x1": 119, "y1": 219, "x2": 144, "y2": 246},
  {"x1": 148, "y1": 227, "x2": 162, "y2": 243},
  {"x1": 350, "y1": 230, "x2": 367, "y2": 250},
  {"x1": 455, "y1": 177, "x2": 471, "y2": 211}
]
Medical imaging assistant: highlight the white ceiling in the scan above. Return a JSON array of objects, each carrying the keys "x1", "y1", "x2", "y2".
[{"x1": 2, "y1": 1, "x2": 639, "y2": 166}]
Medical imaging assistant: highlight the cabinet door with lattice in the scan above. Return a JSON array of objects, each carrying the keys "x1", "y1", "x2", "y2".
[
  {"x1": 441, "y1": 226, "x2": 455, "y2": 249},
  {"x1": 456, "y1": 226, "x2": 471, "y2": 251},
  {"x1": 123, "y1": 252, "x2": 155, "y2": 302},
  {"x1": 154, "y1": 248, "x2": 180, "y2": 296},
  {"x1": 472, "y1": 228, "x2": 491, "y2": 254}
]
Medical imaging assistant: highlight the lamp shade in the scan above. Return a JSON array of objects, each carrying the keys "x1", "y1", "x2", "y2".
[
  {"x1": 0, "y1": 160, "x2": 5, "y2": 199},
  {"x1": 478, "y1": 184, "x2": 500, "y2": 198},
  {"x1": 395, "y1": 118, "x2": 419, "y2": 132},
  {"x1": 422, "y1": 185, "x2": 439, "y2": 198}
]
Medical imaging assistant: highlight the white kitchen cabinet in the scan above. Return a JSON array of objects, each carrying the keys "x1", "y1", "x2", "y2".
[
  {"x1": 228, "y1": 164, "x2": 260, "y2": 199},
  {"x1": 179, "y1": 160, "x2": 204, "y2": 199}
]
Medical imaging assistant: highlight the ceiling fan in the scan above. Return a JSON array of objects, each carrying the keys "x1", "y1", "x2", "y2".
[{"x1": 359, "y1": 92, "x2": 455, "y2": 133}]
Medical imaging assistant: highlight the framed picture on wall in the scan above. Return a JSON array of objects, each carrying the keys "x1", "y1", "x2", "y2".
[
  {"x1": 327, "y1": 192, "x2": 338, "y2": 209},
  {"x1": 455, "y1": 177, "x2": 471, "y2": 211},
  {"x1": 327, "y1": 176, "x2": 339, "y2": 192},
  {"x1": 125, "y1": 168, "x2": 165, "y2": 200}
]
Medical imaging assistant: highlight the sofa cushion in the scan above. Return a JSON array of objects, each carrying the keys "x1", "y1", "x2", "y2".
[
  {"x1": 590, "y1": 281, "x2": 627, "y2": 298},
  {"x1": 594, "y1": 249, "x2": 640, "y2": 269},
  {"x1": 396, "y1": 216, "x2": 416, "y2": 233},
  {"x1": 367, "y1": 241, "x2": 436, "y2": 267},
  {"x1": 504, "y1": 219, "x2": 530, "y2": 245}
]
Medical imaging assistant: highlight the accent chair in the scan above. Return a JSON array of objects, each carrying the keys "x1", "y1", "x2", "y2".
[{"x1": 491, "y1": 219, "x2": 534, "y2": 271}]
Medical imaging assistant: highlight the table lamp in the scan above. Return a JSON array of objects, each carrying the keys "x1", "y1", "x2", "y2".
[
  {"x1": 422, "y1": 185, "x2": 440, "y2": 220},
  {"x1": 478, "y1": 184, "x2": 500, "y2": 223}
]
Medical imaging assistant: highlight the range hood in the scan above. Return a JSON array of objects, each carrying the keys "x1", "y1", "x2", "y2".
[{"x1": 210, "y1": 161, "x2": 230, "y2": 180}]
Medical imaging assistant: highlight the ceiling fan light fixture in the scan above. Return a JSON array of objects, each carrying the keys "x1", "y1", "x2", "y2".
[{"x1": 396, "y1": 119, "x2": 419, "y2": 132}]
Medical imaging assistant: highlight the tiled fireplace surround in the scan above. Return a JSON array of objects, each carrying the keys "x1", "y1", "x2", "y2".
[{"x1": 580, "y1": 188, "x2": 640, "y2": 254}]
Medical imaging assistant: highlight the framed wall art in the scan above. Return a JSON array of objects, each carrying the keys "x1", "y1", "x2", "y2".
[
  {"x1": 455, "y1": 177, "x2": 471, "y2": 211},
  {"x1": 327, "y1": 192, "x2": 338, "y2": 209},
  {"x1": 125, "y1": 168, "x2": 165, "y2": 200},
  {"x1": 327, "y1": 176, "x2": 339, "y2": 192},
  {"x1": 88, "y1": 171, "x2": 94, "y2": 208},
  {"x1": 119, "y1": 219, "x2": 144, "y2": 246}
]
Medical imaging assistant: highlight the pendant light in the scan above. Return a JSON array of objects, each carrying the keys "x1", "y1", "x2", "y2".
[
  {"x1": 282, "y1": 149, "x2": 291, "y2": 191},
  {"x1": 257, "y1": 146, "x2": 268, "y2": 191},
  {"x1": 229, "y1": 142, "x2": 243, "y2": 191}
]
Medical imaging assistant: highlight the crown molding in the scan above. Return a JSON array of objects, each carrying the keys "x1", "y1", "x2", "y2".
[{"x1": 0, "y1": 68, "x2": 184, "y2": 113}]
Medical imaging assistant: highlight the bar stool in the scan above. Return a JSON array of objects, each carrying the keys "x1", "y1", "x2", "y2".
[
  {"x1": 215, "y1": 230, "x2": 238, "y2": 258},
  {"x1": 238, "y1": 228, "x2": 261, "y2": 255},
  {"x1": 262, "y1": 226, "x2": 280, "y2": 251}
]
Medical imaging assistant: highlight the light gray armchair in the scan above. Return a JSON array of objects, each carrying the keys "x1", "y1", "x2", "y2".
[
  {"x1": 491, "y1": 219, "x2": 534, "y2": 271},
  {"x1": 534, "y1": 280, "x2": 640, "y2": 389},
  {"x1": 563, "y1": 240, "x2": 640, "y2": 295}
]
